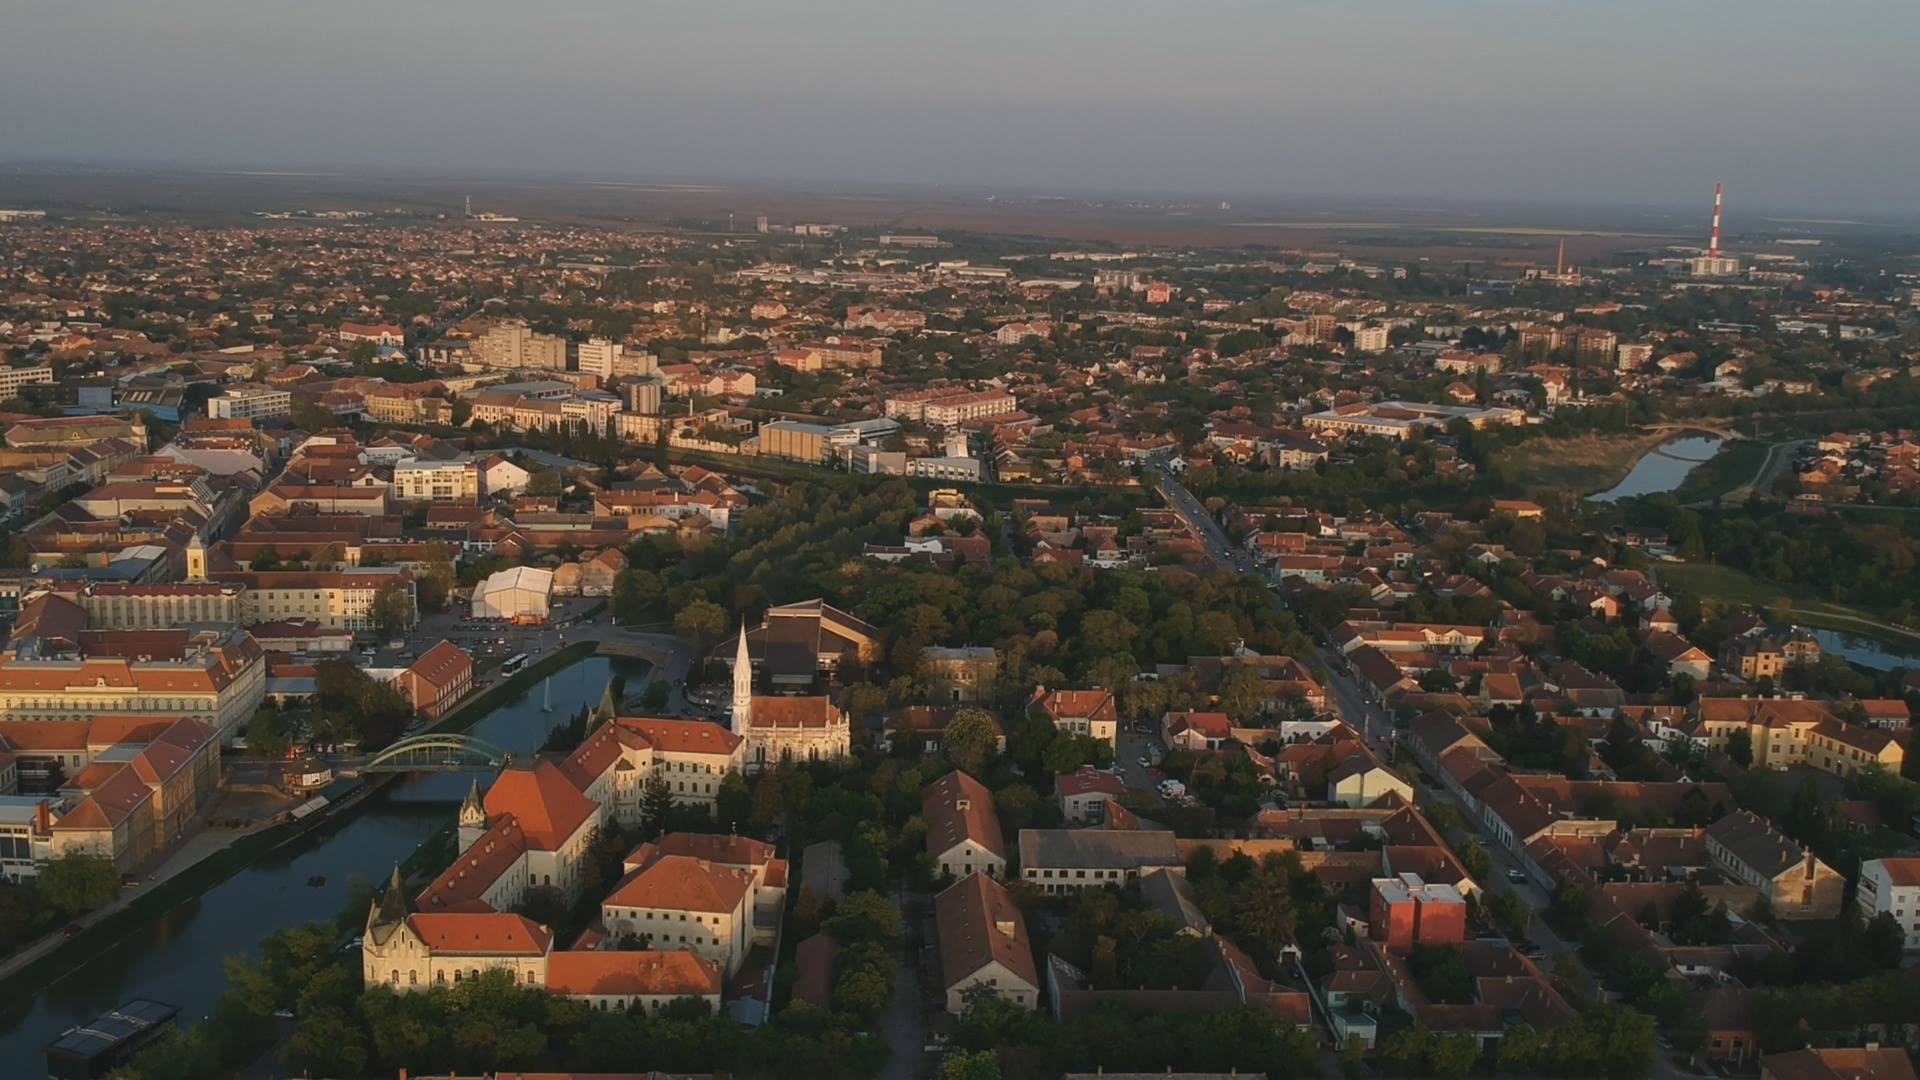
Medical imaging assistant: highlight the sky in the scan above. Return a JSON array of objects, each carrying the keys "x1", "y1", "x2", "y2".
[{"x1": 3, "y1": 0, "x2": 1918, "y2": 216}]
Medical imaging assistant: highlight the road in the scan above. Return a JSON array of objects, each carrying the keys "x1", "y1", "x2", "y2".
[{"x1": 1141, "y1": 466, "x2": 1689, "y2": 1067}]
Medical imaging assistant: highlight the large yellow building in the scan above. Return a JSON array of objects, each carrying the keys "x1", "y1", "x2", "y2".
[
  {"x1": 1693, "y1": 696, "x2": 1902, "y2": 778},
  {"x1": 80, "y1": 582, "x2": 243, "y2": 629}
]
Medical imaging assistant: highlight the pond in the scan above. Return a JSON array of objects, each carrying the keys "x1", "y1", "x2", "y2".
[
  {"x1": 0, "y1": 654, "x2": 642, "y2": 1065},
  {"x1": 1588, "y1": 435, "x2": 1725, "y2": 502}
]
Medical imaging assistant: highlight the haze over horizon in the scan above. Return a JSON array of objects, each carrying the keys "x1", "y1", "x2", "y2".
[{"x1": 5, "y1": 0, "x2": 1919, "y2": 217}]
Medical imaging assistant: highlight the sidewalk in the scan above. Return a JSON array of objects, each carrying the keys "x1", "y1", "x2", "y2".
[{"x1": 0, "y1": 808, "x2": 272, "y2": 982}]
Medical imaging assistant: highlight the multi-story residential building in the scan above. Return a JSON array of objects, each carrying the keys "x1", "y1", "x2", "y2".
[
  {"x1": 923, "y1": 390, "x2": 1017, "y2": 428},
  {"x1": 471, "y1": 321, "x2": 567, "y2": 371},
  {"x1": 1856, "y1": 858, "x2": 1920, "y2": 949},
  {"x1": 1705, "y1": 810, "x2": 1844, "y2": 920},
  {"x1": 576, "y1": 338, "x2": 658, "y2": 380},
  {"x1": 206, "y1": 384, "x2": 292, "y2": 421},
  {"x1": 1368, "y1": 874, "x2": 1467, "y2": 952},
  {"x1": 1350, "y1": 325, "x2": 1391, "y2": 353},
  {"x1": 392, "y1": 458, "x2": 480, "y2": 503},
  {"x1": 0, "y1": 365, "x2": 54, "y2": 399},
  {"x1": 1026, "y1": 687, "x2": 1118, "y2": 748},
  {"x1": 771, "y1": 341, "x2": 884, "y2": 372}
]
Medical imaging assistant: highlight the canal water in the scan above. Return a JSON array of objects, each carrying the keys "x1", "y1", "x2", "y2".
[
  {"x1": 1589, "y1": 435, "x2": 1725, "y2": 502},
  {"x1": 1812, "y1": 629, "x2": 1920, "y2": 673},
  {"x1": 0, "y1": 654, "x2": 637, "y2": 1065}
]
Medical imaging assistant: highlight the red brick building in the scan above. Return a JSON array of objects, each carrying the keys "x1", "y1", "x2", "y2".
[
  {"x1": 1368, "y1": 873, "x2": 1467, "y2": 952},
  {"x1": 394, "y1": 640, "x2": 473, "y2": 719}
]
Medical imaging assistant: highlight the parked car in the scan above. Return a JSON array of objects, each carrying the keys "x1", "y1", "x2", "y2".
[{"x1": 1505, "y1": 869, "x2": 1528, "y2": 885}]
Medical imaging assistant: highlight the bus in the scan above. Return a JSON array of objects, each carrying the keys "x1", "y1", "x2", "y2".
[{"x1": 500, "y1": 653, "x2": 529, "y2": 676}]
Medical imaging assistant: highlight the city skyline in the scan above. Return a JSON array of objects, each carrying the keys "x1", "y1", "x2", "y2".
[{"x1": 5, "y1": 0, "x2": 1920, "y2": 215}]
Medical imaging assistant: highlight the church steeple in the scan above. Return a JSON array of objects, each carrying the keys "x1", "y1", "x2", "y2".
[
  {"x1": 185, "y1": 533, "x2": 207, "y2": 582},
  {"x1": 593, "y1": 681, "x2": 619, "y2": 726},
  {"x1": 366, "y1": 864, "x2": 409, "y2": 945},
  {"x1": 731, "y1": 621, "x2": 753, "y2": 734},
  {"x1": 457, "y1": 778, "x2": 487, "y2": 852}
]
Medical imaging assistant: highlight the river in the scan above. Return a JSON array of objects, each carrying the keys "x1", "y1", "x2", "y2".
[
  {"x1": 0, "y1": 654, "x2": 639, "y2": 1065},
  {"x1": 1589, "y1": 435, "x2": 1726, "y2": 502},
  {"x1": 1812, "y1": 629, "x2": 1920, "y2": 672}
]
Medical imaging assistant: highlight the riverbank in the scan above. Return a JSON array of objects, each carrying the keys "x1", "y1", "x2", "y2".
[
  {"x1": 0, "y1": 772, "x2": 395, "y2": 1024},
  {"x1": 1493, "y1": 431, "x2": 1673, "y2": 497},
  {"x1": 0, "y1": 640, "x2": 607, "y2": 1027},
  {"x1": 1659, "y1": 561, "x2": 1920, "y2": 655},
  {"x1": 1671, "y1": 440, "x2": 1774, "y2": 503}
]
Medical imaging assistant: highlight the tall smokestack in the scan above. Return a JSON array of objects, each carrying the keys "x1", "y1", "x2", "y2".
[
  {"x1": 1709, "y1": 182, "x2": 1723, "y2": 256},
  {"x1": 1556, "y1": 239, "x2": 1565, "y2": 277}
]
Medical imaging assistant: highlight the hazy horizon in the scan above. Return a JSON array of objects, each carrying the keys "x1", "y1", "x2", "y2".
[{"x1": 5, "y1": 0, "x2": 1919, "y2": 217}]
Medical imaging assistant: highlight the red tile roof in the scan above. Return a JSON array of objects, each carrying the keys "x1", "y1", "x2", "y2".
[
  {"x1": 406, "y1": 912, "x2": 550, "y2": 955},
  {"x1": 484, "y1": 760, "x2": 600, "y2": 850},
  {"x1": 934, "y1": 871, "x2": 1037, "y2": 994},
  {"x1": 603, "y1": 854, "x2": 752, "y2": 914},
  {"x1": 923, "y1": 770, "x2": 1006, "y2": 863},
  {"x1": 545, "y1": 949, "x2": 721, "y2": 998}
]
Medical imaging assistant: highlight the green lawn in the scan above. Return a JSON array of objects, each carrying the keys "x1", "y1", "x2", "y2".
[
  {"x1": 1660, "y1": 562, "x2": 1920, "y2": 650},
  {"x1": 1672, "y1": 440, "x2": 1773, "y2": 504}
]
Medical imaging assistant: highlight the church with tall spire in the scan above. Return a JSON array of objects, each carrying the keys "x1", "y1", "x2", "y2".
[{"x1": 728, "y1": 619, "x2": 850, "y2": 772}]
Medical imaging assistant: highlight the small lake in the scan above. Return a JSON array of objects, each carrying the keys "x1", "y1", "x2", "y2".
[
  {"x1": 1588, "y1": 435, "x2": 1725, "y2": 502},
  {"x1": 1812, "y1": 628, "x2": 1920, "y2": 672}
]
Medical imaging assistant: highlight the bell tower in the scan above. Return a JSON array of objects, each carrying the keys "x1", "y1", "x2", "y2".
[
  {"x1": 185, "y1": 533, "x2": 208, "y2": 582},
  {"x1": 457, "y1": 778, "x2": 487, "y2": 852},
  {"x1": 730, "y1": 622, "x2": 753, "y2": 734}
]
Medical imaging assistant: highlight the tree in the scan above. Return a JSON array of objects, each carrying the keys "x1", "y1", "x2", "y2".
[
  {"x1": 1428, "y1": 1032, "x2": 1480, "y2": 1080},
  {"x1": 1457, "y1": 840, "x2": 1491, "y2": 881},
  {"x1": 1217, "y1": 665, "x2": 1268, "y2": 725},
  {"x1": 831, "y1": 963, "x2": 891, "y2": 1021},
  {"x1": 1232, "y1": 866, "x2": 1297, "y2": 957},
  {"x1": 417, "y1": 541, "x2": 456, "y2": 612},
  {"x1": 1487, "y1": 890, "x2": 1532, "y2": 935},
  {"x1": 824, "y1": 890, "x2": 902, "y2": 947},
  {"x1": 639, "y1": 774, "x2": 673, "y2": 839},
  {"x1": 370, "y1": 584, "x2": 414, "y2": 641},
  {"x1": 1339, "y1": 1033, "x2": 1368, "y2": 1080},
  {"x1": 937, "y1": 1050, "x2": 1001, "y2": 1080},
  {"x1": 37, "y1": 854, "x2": 118, "y2": 919},
  {"x1": 673, "y1": 599, "x2": 728, "y2": 646},
  {"x1": 290, "y1": 398, "x2": 334, "y2": 431},
  {"x1": 246, "y1": 707, "x2": 289, "y2": 761},
  {"x1": 1726, "y1": 728, "x2": 1753, "y2": 769},
  {"x1": 944, "y1": 708, "x2": 999, "y2": 774},
  {"x1": 526, "y1": 469, "x2": 564, "y2": 497}
]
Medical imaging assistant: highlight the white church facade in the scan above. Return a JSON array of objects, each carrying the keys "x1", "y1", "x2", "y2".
[{"x1": 729, "y1": 624, "x2": 851, "y2": 772}]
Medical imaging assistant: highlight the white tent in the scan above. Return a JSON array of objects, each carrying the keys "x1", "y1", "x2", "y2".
[{"x1": 471, "y1": 566, "x2": 554, "y2": 621}]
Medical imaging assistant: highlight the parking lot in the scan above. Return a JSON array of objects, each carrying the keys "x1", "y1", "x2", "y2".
[{"x1": 361, "y1": 596, "x2": 605, "y2": 672}]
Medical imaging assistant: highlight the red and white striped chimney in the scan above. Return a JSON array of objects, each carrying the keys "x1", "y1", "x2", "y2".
[{"x1": 1709, "y1": 182, "x2": 1724, "y2": 256}]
